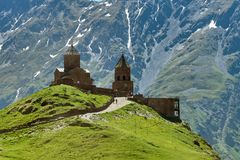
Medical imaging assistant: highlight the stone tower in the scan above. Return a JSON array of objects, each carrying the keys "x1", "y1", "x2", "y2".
[
  {"x1": 64, "y1": 44, "x2": 80, "y2": 72},
  {"x1": 112, "y1": 54, "x2": 133, "y2": 96}
]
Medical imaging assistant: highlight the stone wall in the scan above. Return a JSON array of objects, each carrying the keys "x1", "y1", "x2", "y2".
[
  {"x1": 147, "y1": 98, "x2": 180, "y2": 118},
  {"x1": 112, "y1": 81, "x2": 133, "y2": 96},
  {"x1": 74, "y1": 83, "x2": 96, "y2": 92},
  {"x1": 129, "y1": 95, "x2": 180, "y2": 121},
  {"x1": 115, "y1": 67, "x2": 131, "y2": 81},
  {"x1": 64, "y1": 55, "x2": 80, "y2": 72},
  {"x1": 93, "y1": 87, "x2": 114, "y2": 96},
  {"x1": 68, "y1": 68, "x2": 93, "y2": 85}
]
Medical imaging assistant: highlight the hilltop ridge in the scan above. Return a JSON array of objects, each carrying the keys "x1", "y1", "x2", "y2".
[{"x1": 0, "y1": 85, "x2": 219, "y2": 160}]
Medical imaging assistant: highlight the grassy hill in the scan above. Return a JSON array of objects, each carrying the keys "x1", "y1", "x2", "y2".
[
  {"x1": 0, "y1": 85, "x2": 111, "y2": 131},
  {"x1": 0, "y1": 85, "x2": 219, "y2": 160}
]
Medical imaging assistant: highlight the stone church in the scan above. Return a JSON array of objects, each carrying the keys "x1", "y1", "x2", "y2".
[
  {"x1": 52, "y1": 45, "x2": 180, "y2": 121},
  {"x1": 52, "y1": 45, "x2": 93, "y2": 87}
]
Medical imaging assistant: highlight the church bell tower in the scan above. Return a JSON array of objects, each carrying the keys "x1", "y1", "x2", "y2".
[
  {"x1": 64, "y1": 44, "x2": 80, "y2": 72},
  {"x1": 112, "y1": 54, "x2": 133, "y2": 96}
]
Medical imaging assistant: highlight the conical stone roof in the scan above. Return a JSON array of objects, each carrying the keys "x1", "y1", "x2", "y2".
[
  {"x1": 115, "y1": 54, "x2": 130, "y2": 68},
  {"x1": 65, "y1": 44, "x2": 79, "y2": 55}
]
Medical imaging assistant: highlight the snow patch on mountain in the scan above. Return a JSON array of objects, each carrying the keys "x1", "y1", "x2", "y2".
[
  {"x1": 50, "y1": 54, "x2": 58, "y2": 58},
  {"x1": 11, "y1": 14, "x2": 23, "y2": 30},
  {"x1": 14, "y1": 88, "x2": 21, "y2": 102},
  {"x1": 125, "y1": 8, "x2": 135, "y2": 61},
  {"x1": 99, "y1": 46, "x2": 102, "y2": 55},
  {"x1": 65, "y1": 36, "x2": 73, "y2": 47},
  {"x1": 82, "y1": 27, "x2": 91, "y2": 33},
  {"x1": 74, "y1": 23, "x2": 81, "y2": 34},
  {"x1": 77, "y1": 33, "x2": 84, "y2": 38},
  {"x1": 105, "y1": 13, "x2": 111, "y2": 17},
  {"x1": 23, "y1": 46, "x2": 30, "y2": 51},
  {"x1": 88, "y1": 6, "x2": 94, "y2": 10},
  {"x1": 46, "y1": 39, "x2": 49, "y2": 47},
  {"x1": 209, "y1": 20, "x2": 217, "y2": 29},
  {"x1": 196, "y1": 28, "x2": 202, "y2": 33},
  {"x1": 88, "y1": 36, "x2": 96, "y2": 54},
  {"x1": 36, "y1": 40, "x2": 41, "y2": 46},
  {"x1": 105, "y1": 2, "x2": 112, "y2": 7},
  {"x1": 22, "y1": 18, "x2": 32, "y2": 26},
  {"x1": 80, "y1": 19, "x2": 86, "y2": 23},
  {"x1": 57, "y1": 68, "x2": 64, "y2": 72},
  {"x1": 34, "y1": 71, "x2": 41, "y2": 78},
  {"x1": 73, "y1": 40, "x2": 79, "y2": 46},
  {"x1": 40, "y1": 28, "x2": 46, "y2": 34},
  {"x1": 136, "y1": 7, "x2": 143, "y2": 20}
]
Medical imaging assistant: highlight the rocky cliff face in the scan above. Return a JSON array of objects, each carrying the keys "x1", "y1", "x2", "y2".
[{"x1": 0, "y1": 0, "x2": 240, "y2": 159}]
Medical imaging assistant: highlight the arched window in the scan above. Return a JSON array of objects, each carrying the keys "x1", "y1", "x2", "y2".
[
  {"x1": 117, "y1": 76, "x2": 120, "y2": 81},
  {"x1": 174, "y1": 102, "x2": 179, "y2": 109},
  {"x1": 174, "y1": 111, "x2": 179, "y2": 117},
  {"x1": 123, "y1": 76, "x2": 126, "y2": 80}
]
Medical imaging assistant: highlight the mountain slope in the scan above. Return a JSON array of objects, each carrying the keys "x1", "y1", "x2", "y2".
[
  {"x1": 0, "y1": 85, "x2": 218, "y2": 160},
  {"x1": 0, "y1": 0, "x2": 240, "y2": 159}
]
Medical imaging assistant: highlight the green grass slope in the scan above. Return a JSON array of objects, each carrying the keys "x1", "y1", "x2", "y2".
[
  {"x1": 0, "y1": 85, "x2": 111, "y2": 131},
  {"x1": 0, "y1": 85, "x2": 219, "y2": 160}
]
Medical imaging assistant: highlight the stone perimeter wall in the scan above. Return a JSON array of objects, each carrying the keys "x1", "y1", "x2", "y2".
[
  {"x1": 51, "y1": 82, "x2": 181, "y2": 121},
  {"x1": 128, "y1": 95, "x2": 180, "y2": 122}
]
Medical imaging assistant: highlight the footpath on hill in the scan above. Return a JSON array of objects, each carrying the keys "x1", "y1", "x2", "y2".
[
  {"x1": 0, "y1": 97, "x2": 131, "y2": 134},
  {"x1": 80, "y1": 97, "x2": 132, "y2": 121}
]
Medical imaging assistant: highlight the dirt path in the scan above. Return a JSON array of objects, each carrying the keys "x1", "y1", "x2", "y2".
[
  {"x1": 80, "y1": 97, "x2": 131, "y2": 120},
  {"x1": 0, "y1": 97, "x2": 130, "y2": 134}
]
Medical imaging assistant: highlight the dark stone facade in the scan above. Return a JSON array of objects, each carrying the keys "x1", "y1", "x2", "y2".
[
  {"x1": 52, "y1": 45, "x2": 94, "y2": 87},
  {"x1": 128, "y1": 94, "x2": 180, "y2": 121}
]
